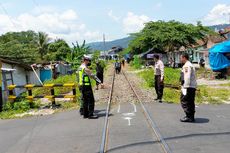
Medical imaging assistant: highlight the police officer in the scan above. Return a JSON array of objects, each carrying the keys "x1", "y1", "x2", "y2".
[
  {"x1": 96, "y1": 61, "x2": 104, "y2": 90},
  {"x1": 78, "y1": 56, "x2": 101, "y2": 119},
  {"x1": 153, "y1": 54, "x2": 164, "y2": 103},
  {"x1": 180, "y1": 53, "x2": 197, "y2": 122}
]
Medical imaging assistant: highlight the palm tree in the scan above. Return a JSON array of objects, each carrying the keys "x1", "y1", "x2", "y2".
[{"x1": 37, "y1": 32, "x2": 50, "y2": 60}]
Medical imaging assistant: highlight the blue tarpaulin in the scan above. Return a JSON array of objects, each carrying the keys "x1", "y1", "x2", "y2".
[{"x1": 209, "y1": 40, "x2": 230, "y2": 71}]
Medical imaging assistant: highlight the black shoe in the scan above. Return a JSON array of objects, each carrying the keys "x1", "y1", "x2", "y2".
[
  {"x1": 79, "y1": 108, "x2": 83, "y2": 115},
  {"x1": 88, "y1": 114, "x2": 98, "y2": 119},
  {"x1": 159, "y1": 100, "x2": 162, "y2": 103},
  {"x1": 154, "y1": 98, "x2": 159, "y2": 101},
  {"x1": 83, "y1": 116, "x2": 88, "y2": 119},
  {"x1": 180, "y1": 116, "x2": 195, "y2": 122}
]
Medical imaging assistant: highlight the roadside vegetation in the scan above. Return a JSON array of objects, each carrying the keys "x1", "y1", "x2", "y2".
[
  {"x1": 0, "y1": 100, "x2": 40, "y2": 119},
  {"x1": 137, "y1": 68, "x2": 230, "y2": 104}
]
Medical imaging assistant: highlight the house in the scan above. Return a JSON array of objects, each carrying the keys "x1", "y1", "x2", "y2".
[
  {"x1": 32, "y1": 62, "x2": 72, "y2": 81},
  {"x1": 167, "y1": 26, "x2": 230, "y2": 68},
  {"x1": 0, "y1": 58, "x2": 41, "y2": 103},
  {"x1": 0, "y1": 58, "x2": 73, "y2": 103}
]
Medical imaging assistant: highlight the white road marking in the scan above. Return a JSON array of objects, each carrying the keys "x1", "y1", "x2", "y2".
[
  {"x1": 122, "y1": 113, "x2": 135, "y2": 117},
  {"x1": 117, "y1": 104, "x2": 121, "y2": 113},
  {"x1": 123, "y1": 117, "x2": 132, "y2": 126},
  {"x1": 129, "y1": 102, "x2": 137, "y2": 112}
]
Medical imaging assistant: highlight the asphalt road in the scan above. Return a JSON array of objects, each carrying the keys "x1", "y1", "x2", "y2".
[
  {"x1": 145, "y1": 102, "x2": 230, "y2": 153},
  {"x1": 0, "y1": 103, "x2": 230, "y2": 153}
]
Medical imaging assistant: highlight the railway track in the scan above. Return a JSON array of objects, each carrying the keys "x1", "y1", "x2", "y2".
[{"x1": 99, "y1": 69, "x2": 172, "y2": 153}]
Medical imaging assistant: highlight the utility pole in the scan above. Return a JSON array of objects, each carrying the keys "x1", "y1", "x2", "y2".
[{"x1": 103, "y1": 34, "x2": 106, "y2": 60}]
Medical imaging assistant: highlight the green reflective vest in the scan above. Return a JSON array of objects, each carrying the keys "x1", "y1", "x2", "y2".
[{"x1": 78, "y1": 67, "x2": 91, "y2": 86}]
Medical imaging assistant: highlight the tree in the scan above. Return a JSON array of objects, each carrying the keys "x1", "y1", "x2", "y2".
[
  {"x1": 37, "y1": 32, "x2": 51, "y2": 60},
  {"x1": 127, "y1": 20, "x2": 214, "y2": 55},
  {"x1": 46, "y1": 39, "x2": 71, "y2": 61},
  {"x1": 66, "y1": 40, "x2": 90, "y2": 70},
  {"x1": 0, "y1": 30, "x2": 39, "y2": 63}
]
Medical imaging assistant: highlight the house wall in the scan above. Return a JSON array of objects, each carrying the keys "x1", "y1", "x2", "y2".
[
  {"x1": 27, "y1": 69, "x2": 41, "y2": 85},
  {"x1": 1, "y1": 63, "x2": 42, "y2": 103},
  {"x1": 193, "y1": 50, "x2": 211, "y2": 69},
  {"x1": 2, "y1": 63, "x2": 27, "y2": 102}
]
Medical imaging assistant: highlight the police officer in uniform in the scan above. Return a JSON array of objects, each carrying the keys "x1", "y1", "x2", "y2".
[
  {"x1": 180, "y1": 53, "x2": 197, "y2": 122},
  {"x1": 78, "y1": 56, "x2": 101, "y2": 119},
  {"x1": 153, "y1": 54, "x2": 164, "y2": 103}
]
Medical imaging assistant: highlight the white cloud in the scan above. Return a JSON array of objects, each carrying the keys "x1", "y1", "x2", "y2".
[
  {"x1": 0, "y1": 8, "x2": 101, "y2": 44},
  {"x1": 108, "y1": 10, "x2": 120, "y2": 22},
  {"x1": 203, "y1": 4, "x2": 230, "y2": 25},
  {"x1": 60, "y1": 9, "x2": 78, "y2": 21},
  {"x1": 122, "y1": 12, "x2": 151, "y2": 33}
]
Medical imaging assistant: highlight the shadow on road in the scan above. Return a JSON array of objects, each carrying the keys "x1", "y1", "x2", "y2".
[
  {"x1": 194, "y1": 118, "x2": 209, "y2": 123},
  {"x1": 94, "y1": 109, "x2": 113, "y2": 118},
  {"x1": 105, "y1": 131, "x2": 230, "y2": 153}
]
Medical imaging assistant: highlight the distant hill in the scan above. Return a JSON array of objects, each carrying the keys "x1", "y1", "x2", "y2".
[
  {"x1": 87, "y1": 37, "x2": 133, "y2": 51},
  {"x1": 209, "y1": 24, "x2": 230, "y2": 30},
  {"x1": 87, "y1": 24, "x2": 230, "y2": 51}
]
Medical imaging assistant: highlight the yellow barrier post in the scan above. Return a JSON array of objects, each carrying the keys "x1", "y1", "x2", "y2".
[
  {"x1": 44, "y1": 84, "x2": 55, "y2": 106},
  {"x1": 63, "y1": 83, "x2": 76, "y2": 102},
  {"x1": 25, "y1": 84, "x2": 35, "y2": 103},
  {"x1": 7, "y1": 85, "x2": 16, "y2": 102}
]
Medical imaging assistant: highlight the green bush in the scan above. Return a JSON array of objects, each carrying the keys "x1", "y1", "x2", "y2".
[
  {"x1": 131, "y1": 55, "x2": 142, "y2": 69},
  {"x1": 13, "y1": 101, "x2": 30, "y2": 111},
  {"x1": 2, "y1": 102, "x2": 13, "y2": 111},
  {"x1": 2, "y1": 100, "x2": 40, "y2": 112}
]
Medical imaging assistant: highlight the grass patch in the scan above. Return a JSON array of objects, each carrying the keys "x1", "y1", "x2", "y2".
[
  {"x1": 137, "y1": 67, "x2": 230, "y2": 104},
  {"x1": 196, "y1": 85, "x2": 230, "y2": 104},
  {"x1": 0, "y1": 100, "x2": 40, "y2": 119},
  {"x1": 163, "y1": 88, "x2": 180, "y2": 103}
]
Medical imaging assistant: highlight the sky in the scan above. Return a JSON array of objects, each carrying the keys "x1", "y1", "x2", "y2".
[{"x1": 0, "y1": 0, "x2": 230, "y2": 44}]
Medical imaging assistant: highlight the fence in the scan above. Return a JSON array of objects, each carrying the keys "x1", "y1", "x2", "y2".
[{"x1": 7, "y1": 83, "x2": 77, "y2": 106}]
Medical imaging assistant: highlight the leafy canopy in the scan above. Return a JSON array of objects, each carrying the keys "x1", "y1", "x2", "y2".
[{"x1": 128, "y1": 20, "x2": 214, "y2": 55}]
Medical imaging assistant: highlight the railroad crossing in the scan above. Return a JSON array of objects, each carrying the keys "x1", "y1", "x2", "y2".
[{"x1": 0, "y1": 66, "x2": 229, "y2": 153}]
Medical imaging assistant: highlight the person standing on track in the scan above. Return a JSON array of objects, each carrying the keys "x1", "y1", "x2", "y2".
[
  {"x1": 96, "y1": 61, "x2": 104, "y2": 90},
  {"x1": 115, "y1": 60, "x2": 121, "y2": 74},
  {"x1": 78, "y1": 56, "x2": 101, "y2": 119},
  {"x1": 180, "y1": 53, "x2": 197, "y2": 122},
  {"x1": 153, "y1": 54, "x2": 164, "y2": 103},
  {"x1": 122, "y1": 59, "x2": 125, "y2": 67}
]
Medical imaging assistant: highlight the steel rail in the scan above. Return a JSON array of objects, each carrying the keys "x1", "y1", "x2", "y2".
[
  {"x1": 122, "y1": 70, "x2": 172, "y2": 153},
  {"x1": 99, "y1": 70, "x2": 115, "y2": 153}
]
